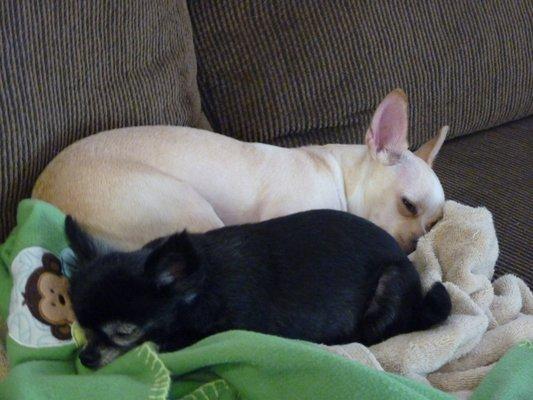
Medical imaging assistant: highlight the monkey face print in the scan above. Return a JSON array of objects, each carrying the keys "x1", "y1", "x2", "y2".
[{"x1": 8, "y1": 247, "x2": 76, "y2": 347}]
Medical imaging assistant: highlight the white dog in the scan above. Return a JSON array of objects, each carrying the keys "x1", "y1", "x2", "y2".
[{"x1": 33, "y1": 89, "x2": 447, "y2": 252}]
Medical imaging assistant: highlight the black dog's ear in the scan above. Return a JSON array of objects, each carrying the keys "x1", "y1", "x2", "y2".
[
  {"x1": 144, "y1": 232, "x2": 203, "y2": 299},
  {"x1": 65, "y1": 216, "x2": 114, "y2": 264}
]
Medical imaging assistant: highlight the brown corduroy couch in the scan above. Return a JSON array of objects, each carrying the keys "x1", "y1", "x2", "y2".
[{"x1": 1, "y1": 1, "x2": 531, "y2": 287}]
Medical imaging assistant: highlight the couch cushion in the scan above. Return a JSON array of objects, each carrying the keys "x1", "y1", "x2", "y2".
[
  {"x1": 189, "y1": 1, "x2": 532, "y2": 147},
  {"x1": 434, "y1": 117, "x2": 532, "y2": 287},
  {"x1": 0, "y1": 1, "x2": 209, "y2": 242}
]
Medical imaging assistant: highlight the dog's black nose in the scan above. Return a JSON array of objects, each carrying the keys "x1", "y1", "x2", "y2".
[
  {"x1": 79, "y1": 349, "x2": 100, "y2": 368},
  {"x1": 405, "y1": 239, "x2": 418, "y2": 254}
]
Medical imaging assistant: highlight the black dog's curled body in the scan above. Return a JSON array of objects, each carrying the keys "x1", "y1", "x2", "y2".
[{"x1": 66, "y1": 210, "x2": 451, "y2": 368}]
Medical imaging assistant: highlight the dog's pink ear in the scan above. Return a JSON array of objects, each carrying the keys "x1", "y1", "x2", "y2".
[
  {"x1": 415, "y1": 126, "x2": 448, "y2": 168},
  {"x1": 365, "y1": 89, "x2": 409, "y2": 165}
]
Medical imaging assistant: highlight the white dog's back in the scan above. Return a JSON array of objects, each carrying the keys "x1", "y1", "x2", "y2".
[
  {"x1": 33, "y1": 126, "x2": 344, "y2": 248},
  {"x1": 33, "y1": 90, "x2": 447, "y2": 251}
]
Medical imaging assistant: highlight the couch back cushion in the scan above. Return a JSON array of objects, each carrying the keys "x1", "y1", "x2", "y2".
[
  {"x1": 189, "y1": 1, "x2": 532, "y2": 146},
  {"x1": 0, "y1": 1, "x2": 209, "y2": 241}
]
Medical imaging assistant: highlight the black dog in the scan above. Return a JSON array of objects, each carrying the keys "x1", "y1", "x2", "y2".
[{"x1": 66, "y1": 210, "x2": 451, "y2": 368}]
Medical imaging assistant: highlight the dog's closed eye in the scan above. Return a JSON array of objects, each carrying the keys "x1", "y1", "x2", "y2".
[
  {"x1": 114, "y1": 324, "x2": 138, "y2": 337},
  {"x1": 114, "y1": 330, "x2": 135, "y2": 340},
  {"x1": 401, "y1": 197, "x2": 417, "y2": 216},
  {"x1": 103, "y1": 322, "x2": 142, "y2": 346}
]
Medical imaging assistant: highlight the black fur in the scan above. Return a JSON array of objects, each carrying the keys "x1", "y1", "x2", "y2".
[{"x1": 66, "y1": 210, "x2": 451, "y2": 368}]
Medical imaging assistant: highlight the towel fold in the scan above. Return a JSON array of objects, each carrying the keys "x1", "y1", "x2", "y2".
[{"x1": 323, "y1": 201, "x2": 533, "y2": 397}]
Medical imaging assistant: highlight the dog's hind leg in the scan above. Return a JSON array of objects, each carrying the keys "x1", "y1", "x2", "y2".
[
  {"x1": 34, "y1": 160, "x2": 224, "y2": 250},
  {"x1": 358, "y1": 263, "x2": 420, "y2": 345},
  {"x1": 359, "y1": 262, "x2": 451, "y2": 345}
]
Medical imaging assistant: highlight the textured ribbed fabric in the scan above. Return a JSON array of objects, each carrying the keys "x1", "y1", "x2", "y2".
[
  {"x1": 434, "y1": 116, "x2": 532, "y2": 287},
  {"x1": 189, "y1": 0, "x2": 533, "y2": 147},
  {"x1": 0, "y1": 0, "x2": 209, "y2": 242},
  {"x1": 1, "y1": 1, "x2": 531, "y2": 286}
]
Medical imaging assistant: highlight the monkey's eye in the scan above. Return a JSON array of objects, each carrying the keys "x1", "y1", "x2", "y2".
[{"x1": 402, "y1": 197, "x2": 417, "y2": 216}]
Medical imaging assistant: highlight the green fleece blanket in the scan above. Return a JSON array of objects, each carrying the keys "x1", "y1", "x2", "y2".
[{"x1": 0, "y1": 200, "x2": 531, "y2": 400}]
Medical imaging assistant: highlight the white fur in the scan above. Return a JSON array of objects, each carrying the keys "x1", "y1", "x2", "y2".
[{"x1": 32, "y1": 90, "x2": 446, "y2": 252}]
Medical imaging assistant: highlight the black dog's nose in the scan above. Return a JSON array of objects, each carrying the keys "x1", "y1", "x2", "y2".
[{"x1": 79, "y1": 350, "x2": 100, "y2": 368}]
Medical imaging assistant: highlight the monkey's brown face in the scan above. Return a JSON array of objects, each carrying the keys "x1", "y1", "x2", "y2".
[
  {"x1": 37, "y1": 272, "x2": 75, "y2": 326},
  {"x1": 23, "y1": 253, "x2": 76, "y2": 340}
]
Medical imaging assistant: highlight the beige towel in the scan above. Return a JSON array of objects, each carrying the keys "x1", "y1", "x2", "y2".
[{"x1": 325, "y1": 201, "x2": 533, "y2": 397}]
